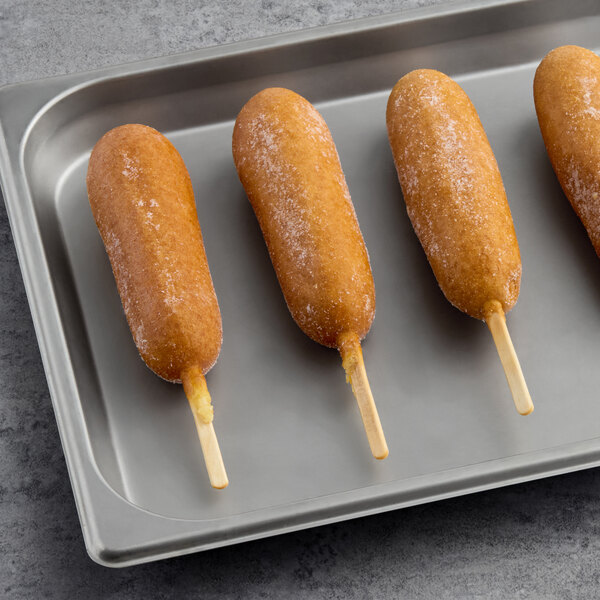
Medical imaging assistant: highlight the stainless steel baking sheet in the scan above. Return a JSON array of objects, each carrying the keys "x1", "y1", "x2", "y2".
[{"x1": 1, "y1": 0, "x2": 600, "y2": 567}]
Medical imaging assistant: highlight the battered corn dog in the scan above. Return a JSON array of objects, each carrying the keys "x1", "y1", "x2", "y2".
[
  {"x1": 87, "y1": 124, "x2": 228, "y2": 488},
  {"x1": 534, "y1": 45, "x2": 600, "y2": 255},
  {"x1": 233, "y1": 88, "x2": 387, "y2": 459},
  {"x1": 387, "y1": 69, "x2": 533, "y2": 415}
]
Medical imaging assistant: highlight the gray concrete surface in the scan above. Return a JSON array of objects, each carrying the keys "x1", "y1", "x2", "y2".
[{"x1": 1, "y1": 1, "x2": 600, "y2": 598}]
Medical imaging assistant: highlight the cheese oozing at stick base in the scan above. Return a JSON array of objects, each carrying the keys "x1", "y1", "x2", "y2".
[
  {"x1": 386, "y1": 70, "x2": 532, "y2": 415},
  {"x1": 534, "y1": 45, "x2": 600, "y2": 255},
  {"x1": 87, "y1": 124, "x2": 228, "y2": 488},
  {"x1": 232, "y1": 88, "x2": 388, "y2": 458}
]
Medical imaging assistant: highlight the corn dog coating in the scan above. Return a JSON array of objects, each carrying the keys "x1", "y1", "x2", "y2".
[
  {"x1": 87, "y1": 124, "x2": 222, "y2": 382},
  {"x1": 534, "y1": 45, "x2": 600, "y2": 255},
  {"x1": 386, "y1": 69, "x2": 521, "y2": 319},
  {"x1": 232, "y1": 88, "x2": 375, "y2": 348}
]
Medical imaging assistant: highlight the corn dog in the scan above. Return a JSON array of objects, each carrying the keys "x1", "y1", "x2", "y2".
[
  {"x1": 232, "y1": 88, "x2": 387, "y2": 459},
  {"x1": 534, "y1": 45, "x2": 600, "y2": 255},
  {"x1": 87, "y1": 124, "x2": 228, "y2": 488},
  {"x1": 386, "y1": 69, "x2": 533, "y2": 415}
]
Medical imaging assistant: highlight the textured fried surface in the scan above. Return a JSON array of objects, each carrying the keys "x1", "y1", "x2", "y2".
[
  {"x1": 87, "y1": 124, "x2": 222, "y2": 381},
  {"x1": 386, "y1": 69, "x2": 521, "y2": 319},
  {"x1": 534, "y1": 45, "x2": 600, "y2": 255},
  {"x1": 233, "y1": 88, "x2": 375, "y2": 347}
]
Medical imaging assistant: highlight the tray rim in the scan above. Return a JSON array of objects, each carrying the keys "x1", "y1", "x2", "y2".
[{"x1": 1, "y1": 0, "x2": 600, "y2": 567}]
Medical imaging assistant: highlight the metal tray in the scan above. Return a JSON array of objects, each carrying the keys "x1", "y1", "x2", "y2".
[{"x1": 1, "y1": 0, "x2": 600, "y2": 568}]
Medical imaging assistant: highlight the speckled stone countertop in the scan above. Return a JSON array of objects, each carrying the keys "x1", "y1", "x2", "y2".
[{"x1": 1, "y1": 1, "x2": 600, "y2": 597}]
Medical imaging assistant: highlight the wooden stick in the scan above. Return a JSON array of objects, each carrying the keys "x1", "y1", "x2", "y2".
[
  {"x1": 182, "y1": 367, "x2": 229, "y2": 489},
  {"x1": 484, "y1": 300, "x2": 534, "y2": 416},
  {"x1": 338, "y1": 332, "x2": 389, "y2": 460}
]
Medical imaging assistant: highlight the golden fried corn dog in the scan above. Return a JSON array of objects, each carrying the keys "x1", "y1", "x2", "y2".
[
  {"x1": 534, "y1": 45, "x2": 600, "y2": 255},
  {"x1": 233, "y1": 88, "x2": 387, "y2": 458},
  {"x1": 87, "y1": 124, "x2": 228, "y2": 488},
  {"x1": 387, "y1": 69, "x2": 533, "y2": 415}
]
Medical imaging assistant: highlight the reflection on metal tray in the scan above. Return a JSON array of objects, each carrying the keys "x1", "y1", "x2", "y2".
[{"x1": 1, "y1": 0, "x2": 599, "y2": 567}]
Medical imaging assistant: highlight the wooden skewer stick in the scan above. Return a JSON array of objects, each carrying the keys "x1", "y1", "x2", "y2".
[
  {"x1": 182, "y1": 367, "x2": 229, "y2": 489},
  {"x1": 484, "y1": 300, "x2": 534, "y2": 416},
  {"x1": 338, "y1": 332, "x2": 389, "y2": 460}
]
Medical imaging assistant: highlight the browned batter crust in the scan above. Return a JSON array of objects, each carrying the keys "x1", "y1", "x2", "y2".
[
  {"x1": 87, "y1": 124, "x2": 222, "y2": 381},
  {"x1": 386, "y1": 69, "x2": 522, "y2": 319},
  {"x1": 534, "y1": 45, "x2": 600, "y2": 255},
  {"x1": 232, "y1": 88, "x2": 375, "y2": 348}
]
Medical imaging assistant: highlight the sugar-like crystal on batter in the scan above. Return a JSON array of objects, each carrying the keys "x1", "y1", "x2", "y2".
[
  {"x1": 388, "y1": 70, "x2": 522, "y2": 318},
  {"x1": 233, "y1": 88, "x2": 375, "y2": 345}
]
